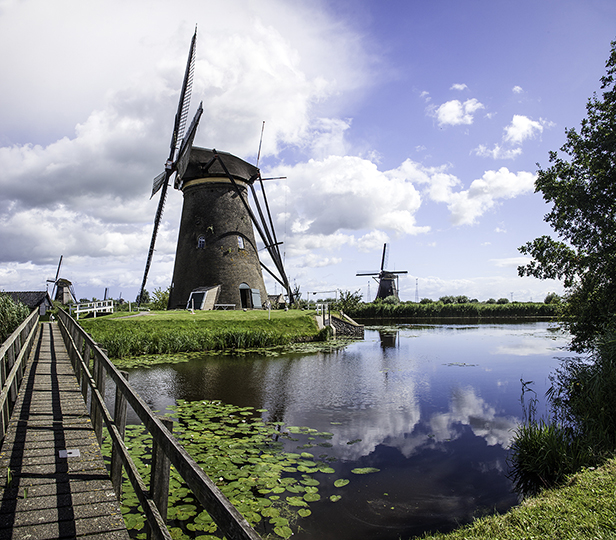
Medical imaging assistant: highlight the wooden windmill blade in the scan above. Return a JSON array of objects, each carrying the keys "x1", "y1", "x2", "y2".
[{"x1": 138, "y1": 28, "x2": 198, "y2": 306}]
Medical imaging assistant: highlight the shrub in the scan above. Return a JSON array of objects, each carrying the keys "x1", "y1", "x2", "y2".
[{"x1": 0, "y1": 294, "x2": 30, "y2": 343}]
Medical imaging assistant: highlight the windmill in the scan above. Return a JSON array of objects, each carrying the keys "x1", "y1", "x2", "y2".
[
  {"x1": 140, "y1": 29, "x2": 294, "y2": 309},
  {"x1": 46, "y1": 256, "x2": 77, "y2": 304},
  {"x1": 138, "y1": 27, "x2": 203, "y2": 306},
  {"x1": 356, "y1": 243, "x2": 408, "y2": 301}
]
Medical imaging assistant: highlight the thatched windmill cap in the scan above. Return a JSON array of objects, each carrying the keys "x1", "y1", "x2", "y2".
[{"x1": 181, "y1": 147, "x2": 260, "y2": 185}]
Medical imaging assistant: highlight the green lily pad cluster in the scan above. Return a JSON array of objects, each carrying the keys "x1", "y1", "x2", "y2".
[{"x1": 102, "y1": 400, "x2": 365, "y2": 539}]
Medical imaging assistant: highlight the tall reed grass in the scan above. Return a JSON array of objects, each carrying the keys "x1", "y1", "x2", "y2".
[
  {"x1": 347, "y1": 301, "x2": 557, "y2": 319},
  {"x1": 87, "y1": 326, "x2": 293, "y2": 358},
  {"x1": 509, "y1": 331, "x2": 616, "y2": 496}
]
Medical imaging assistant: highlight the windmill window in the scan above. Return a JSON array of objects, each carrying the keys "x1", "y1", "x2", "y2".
[
  {"x1": 197, "y1": 236, "x2": 206, "y2": 249},
  {"x1": 237, "y1": 236, "x2": 245, "y2": 250}
]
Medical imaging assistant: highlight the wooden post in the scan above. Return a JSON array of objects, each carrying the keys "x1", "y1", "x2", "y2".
[
  {"x1": 81, "y1": 345, "x2": 90, "y2": 401},
  {"x1": 147, "y1": 417, "x2": 174, "y2": 540},
  {"x1": 111, "y1": 370, "x2": 129, "y2": 499}
]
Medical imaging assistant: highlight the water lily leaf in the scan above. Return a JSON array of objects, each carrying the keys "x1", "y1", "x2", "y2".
[
  {"x1": 274, "y1": 525, "x2": 293, "y2": 539},
  {"x1": 303, "y1": 492, "x2": 320, "y2": 502},
  {"x1": 286, "y1": 496, "x2": 308, "y2": 507},
  {"x1": 330, "y1": 495, "x2": 342, "y2": 502},
  {"x1": 298, "y1": 508, "x2": 312, "y2": 518},
  {"x1": 351, "y1": 467, "x2": 380, "y2": 475},
  {"x1": 334, "y1": 478, "x2": 350, "y2": 488}
]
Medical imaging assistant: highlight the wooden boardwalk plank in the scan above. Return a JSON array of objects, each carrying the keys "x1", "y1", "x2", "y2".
[{"x1": 0, "y1": 323, "x2": 129, "y2": 539}]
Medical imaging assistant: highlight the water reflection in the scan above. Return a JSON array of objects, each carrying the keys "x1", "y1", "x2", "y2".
[{"x1": 110, "y1": 322, "x2": 573, "y2": 539}]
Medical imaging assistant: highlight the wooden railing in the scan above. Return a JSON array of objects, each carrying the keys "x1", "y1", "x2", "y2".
[
  {"x1": 70, "y1": 299, "x2": 114, "y2": 319},
  {"x1": 56, "y1": 308, "x2": 261, "y2": 540},
  {"x1": 0, "y1": 309, "x2": 39, "y2": 441}
]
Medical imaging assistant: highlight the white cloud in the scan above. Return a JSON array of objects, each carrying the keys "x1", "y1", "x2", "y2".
[
  {"x1": 474, "y1": 115, "x2": 550, "y2": 160},
  {"x1": 450, "y1": 83, "x2": 468, "y2": 91},
  {"x1": 503, "y1": 115, "x2": 544, "y2": 145},
  {"x1": 433, "y1": 98, "x2": 484, "y2": 126},
  {"x1": 473, "y1": 144, "x2": 522, "y2": 160},
  {"x1": 491, "y1": 256, "x2": 530, "y2": 268},
  {"x1": 425, "y1": 167, "x2": 536, "y2": 226},
  {"x1": 512, "y1": 85, "x2": 524, "y2": 94}
]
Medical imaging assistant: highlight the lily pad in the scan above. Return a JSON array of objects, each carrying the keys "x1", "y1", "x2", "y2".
[
  {"x1": 334, "y1": 479, "x2": 350, "y2": 488},
  {"x1": 351, "y1": 467, "x2": 381, "y2": 475}
]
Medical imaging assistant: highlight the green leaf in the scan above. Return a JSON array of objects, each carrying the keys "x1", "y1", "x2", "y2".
[{"x1": 351, "y1": 467, "x2": 380, "y2": 475}]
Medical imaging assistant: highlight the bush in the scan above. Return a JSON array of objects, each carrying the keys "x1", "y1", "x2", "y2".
[
  {"x1": 497, "y1": 297, "x2": 510, "y2": 304},
  {"x1": 0, "y1": 294, "x2": 30, "y2": 343}
]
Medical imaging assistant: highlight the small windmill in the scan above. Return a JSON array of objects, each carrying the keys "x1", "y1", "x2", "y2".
[
  {"x1": 138, "y1": 27, "x2": 203, "y2": 306},
  {"x1": 356, "y1": 243, "x2": 408, "y2": 301},
  {"x1": 47, "y1": 255, "x2": 77, "y2": 304}
]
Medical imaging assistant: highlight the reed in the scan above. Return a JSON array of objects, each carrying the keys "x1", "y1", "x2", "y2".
[{"x1": 347, "y1": 301, "x2": 557, "y2": 320}]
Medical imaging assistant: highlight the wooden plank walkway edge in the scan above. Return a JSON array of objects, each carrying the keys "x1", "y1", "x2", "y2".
[{"x1": 0, "y1": 322, "x2": 129, "y2": 539}]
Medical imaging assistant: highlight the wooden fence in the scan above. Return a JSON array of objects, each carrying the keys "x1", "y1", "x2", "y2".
[
  {"x1": 0, "y1": 309, "x2": 39, "y2": 441},
  {"x1": 56, "y1": 308, "x2": 261, "y2": 540}
]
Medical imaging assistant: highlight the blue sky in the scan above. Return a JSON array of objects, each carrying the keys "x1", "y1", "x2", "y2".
[{"x1": 1, "y1": 0, "x2": 615, "y2": 303}]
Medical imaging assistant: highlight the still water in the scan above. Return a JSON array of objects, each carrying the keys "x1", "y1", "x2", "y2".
[{"x1": 115, "y1": 321, "x2": 574, "y2": 539}]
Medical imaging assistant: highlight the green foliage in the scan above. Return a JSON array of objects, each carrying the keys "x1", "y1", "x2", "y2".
[
  {"x1": 497, "y1": 297, "x2": 510, "y2": 304},
  {"x1": 419, "y1": 298, "x2": 434, "y2": 304},
  {"x1": 135, "y1": 289, "x2": 150, "y2": 305},
  {"x1": 151, "y1": 286, "x2": 170, "y2": 311},
  {"x1": 382, "y1": 295, "x2": 399, "y2": 305},
  {"x1": 509, "y1": 331, "x2": 616, "y2": 496},
  {"x1": 333, "y1": 289, "x2": 363, "y2": 313},
  {"x1": 0, "y1": 294, "x2": 30, "y2": 343},
  {"x1": 518, "y1": 40, "x2": 616, "y2": 351},
  {"x1": 344, "y1": 301, "x2": 556, "y2": 320},
  {"x1": 102, "y1": 401, "x2": 347, "y2": 538},
  {"x1": 544, "y1": 292, "x2": 561, "y2": 305}
]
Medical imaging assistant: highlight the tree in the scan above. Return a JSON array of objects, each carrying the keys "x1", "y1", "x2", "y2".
[
  {"x1": 151, "y1": 286, "x2": 170, "y2": 310},
  {"x1": 335, "y1": 289, "x2": 363, "y2": 312},
  {"x1": 0, "y1": 294, "x2": 30, "y2": 343},
  {"x1": 136, "y1": 289, "x2": 150, "y2": 305},
  {"x1": 518, "y1": 40, "x2": 616, "y2": 351}
]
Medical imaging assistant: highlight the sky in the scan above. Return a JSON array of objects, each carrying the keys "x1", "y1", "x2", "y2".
[{"x1": 1, "y1": 0, "x2": 615, "y2": 304}]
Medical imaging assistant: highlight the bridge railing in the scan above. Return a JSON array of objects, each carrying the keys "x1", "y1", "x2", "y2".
[
  {"x1": 70, "y1": 299, "x2": 114, "y2": 319},
  {"x1": 56, "y1": 308, "x2": 261, "y2": 540},
  {"x1": 0, "y1": 309, "x2": 39, "y2": 441}
]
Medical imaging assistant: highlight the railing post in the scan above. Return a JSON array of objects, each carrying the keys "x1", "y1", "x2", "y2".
[
  {"x1": 111, "y1": 370, "x2": 129, "y2": 499},
  {"x1": 147, "y1": 417, "x2": 173, "y2": 540},
  {"x1": 81, "y1": 345, "x2": 90, "y2": 402}
]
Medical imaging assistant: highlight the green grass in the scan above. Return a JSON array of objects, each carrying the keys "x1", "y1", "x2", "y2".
[
  {"x1": 420, "y1": 457, "x2": 616, "y2": 539},
  {"x1": 78, "y1": 309, "x2": 323, "y2": 359}
]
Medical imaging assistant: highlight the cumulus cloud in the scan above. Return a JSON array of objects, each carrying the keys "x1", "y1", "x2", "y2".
[
  {"x1": 474, "y1": 115, "x2": 550, "y2": 160},
  {"x1": 432, "y1": 98, "x2": 484, "y2": 126},
  {"x1": 424, "y1": 167, "x2": 536, "y2": 226},
  {"x1": 450, "y1": 83, "x2": 468, "y2": 91},
  {"x1": 503, "y1": 114, "x2": 544, "y2": 144},
  {"x1": 512, "y1": 85, "x2": 524, "y2": 94}
]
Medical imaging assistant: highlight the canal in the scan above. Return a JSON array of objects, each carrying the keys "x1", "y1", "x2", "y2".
[{"x1": 116, "y1": 321, "x2": 575, "y2": 539}]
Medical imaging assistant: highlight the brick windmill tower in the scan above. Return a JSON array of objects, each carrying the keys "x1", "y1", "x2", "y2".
[{"x1": 138, "y1": 29, "x2": 293, "y2": 309}]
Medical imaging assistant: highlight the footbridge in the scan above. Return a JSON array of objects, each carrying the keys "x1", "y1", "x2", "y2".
[{"x1": 0, "y1": 310, "x2": 261, "y2": 539}]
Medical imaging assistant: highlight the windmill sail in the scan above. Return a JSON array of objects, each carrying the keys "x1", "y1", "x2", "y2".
[{"x1": 139, "y1": 28, "x2": 201, "y2": 306}]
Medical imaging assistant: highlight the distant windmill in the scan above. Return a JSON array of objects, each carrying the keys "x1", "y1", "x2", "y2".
[
  {"x1": 139, "y1": 29, "x2": 294, "y2": 309},
  {"x1": 47, "y1": 256, "x2": 77, "y2": 304},
  {"x1": 356, "y1": 243, "x2": 408, "y2": 301},
  {"x1": 138, "y1": 27, "x2": 203, "y2": 306}
]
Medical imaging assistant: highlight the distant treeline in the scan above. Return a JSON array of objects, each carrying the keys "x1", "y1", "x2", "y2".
[{"x1": 345, "y1": 301, "x2": 557, "y2": 320}]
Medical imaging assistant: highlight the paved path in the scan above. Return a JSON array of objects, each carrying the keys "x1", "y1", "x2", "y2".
[{"x1": 0, "y1": 322, "x2": 129, "y2": 539}]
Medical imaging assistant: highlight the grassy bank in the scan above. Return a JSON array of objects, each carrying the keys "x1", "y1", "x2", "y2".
[
  {"x1": 79, "y1": 309, "x2": 324, "y2": 359},
  {"x1": 421, "y1": 457, "x2": 616, "y2": 539},
  {"x1": 347, "y1": 301, "x2": 557, "y2": 320}
]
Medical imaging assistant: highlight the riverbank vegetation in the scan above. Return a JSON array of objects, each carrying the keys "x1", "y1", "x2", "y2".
[
  {"x1": 345, "y1": 299, "x2": 557, "y2": 320},
  {"x1": 78, "y1": 309, "x2": 325, "y2": 360}
]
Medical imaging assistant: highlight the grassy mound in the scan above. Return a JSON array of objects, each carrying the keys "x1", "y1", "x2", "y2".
[{"x1": 78, "y1": 309, "x2": 323, "y2": 359}]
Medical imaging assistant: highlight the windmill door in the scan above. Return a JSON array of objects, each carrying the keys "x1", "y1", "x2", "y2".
[{"x1": 239, "y1": 283, "x2": 252, "y2": 309}]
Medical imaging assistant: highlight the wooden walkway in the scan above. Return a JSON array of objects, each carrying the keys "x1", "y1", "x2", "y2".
[{"x1": 0, "y1": 323, "x2": 129, "y2": 539}]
